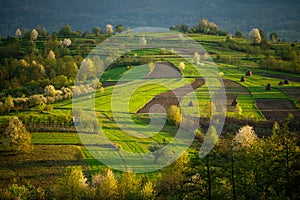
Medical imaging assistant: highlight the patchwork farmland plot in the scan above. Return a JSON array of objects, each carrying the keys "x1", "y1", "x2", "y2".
[
  {"x1": 0, "y1": 30, "x2": 300, "y2": 199},
  {"x1": 256, "y1": 99, "x2": 300, "y2": 122}
]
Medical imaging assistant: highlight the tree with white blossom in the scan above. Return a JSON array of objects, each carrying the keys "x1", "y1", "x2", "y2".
[
  {"x1": 140, "y1": 36, "x2": 147, "y2": 47},
  {"x1": 179, "y1": 62, "x2": 185, "y2": 71},
  {"x1": 63, "y1": 38, "x2": 72, "y2": 47},
  {"x1": 106, "y1": 24, "x2": 113, "y2": 34},
  {"x1": 234, "y1": 125, "x2": 257, "y2": 148},
  {"x1": 194, "y1": 52, "x2": 200, "y2": 64},
  {"x1": 31, "y1": 29, "x2": 38, "y2": 40},
  {"x1": 15, "y1": 28, "x2": 22, "y2": 37},
  {"x1": 249, "y1": 28, "x2": 261, "y2": 44},
  {"x1": 47, "y1": 50, "x2": 56, "y2": 60}
]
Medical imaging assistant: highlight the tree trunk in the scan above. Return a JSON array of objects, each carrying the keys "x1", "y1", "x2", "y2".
[
  {"x1": 231, "y1": 150, "x2": 236, "y2": 200},
  {"x1": 206, "y1": 155, "x2": 212, "y2": 200}
]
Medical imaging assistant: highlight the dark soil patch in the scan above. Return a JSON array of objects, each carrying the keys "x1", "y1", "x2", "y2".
[
  {"x1": 223, "y1": 79, "x2": 250, "y2": 112},
  {"x1": 279, "y1": 87, "x2": 300, "y2": 99},
  {"x1": 137, "y1": 78, "x2": 205, "y2": 113},
  {"x1": 145, "y1": 61, "x2": 182, "y2": 78},
  {"x1": 0, "y1": 145, "x2": 88, "y2": 189},
  {"x1": 102, "y1": 81, "x2": 129, "y2": 88},
  {"x1": 264, "y1": 74, "x2": 300, "y2": 83},
  {"x1": 255, "y1": 99, "x2": 300, "y2": 122}
]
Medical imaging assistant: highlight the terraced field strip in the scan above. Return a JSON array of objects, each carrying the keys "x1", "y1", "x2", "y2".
[
  {"x1": 218, "y1": 64, "x2": 291, "y2": 98},
  {"x1": 137, "y1": 78, "x2": 205, "y2": 113},
  {"x1": 31, "y1": 132, "x2": 82, "y2": 145},
  {"x1": 0, "y1": 145, "x2": 88, "y2": 188},
  {"x1": 279, "y1": 87, "x2": 300, "y2": 100},
  {"x1": 222, "y1": 79, "x2": 264, "y2": 119},
  {"x1": 256, "y1": 99, "x2": 300, "y2": 122}
]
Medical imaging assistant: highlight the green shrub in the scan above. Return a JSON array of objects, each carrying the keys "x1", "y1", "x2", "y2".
[{"x1": 166, "y1": 105, "x2": 182, "y2": 127}]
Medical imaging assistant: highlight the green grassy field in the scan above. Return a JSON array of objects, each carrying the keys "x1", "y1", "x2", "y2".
[
  {"x1": 0, "y1": 145, "x2": 88, "y2": 188},
  {"x1": 1, "y1": 32, "x2": 300, "y2": 189}
]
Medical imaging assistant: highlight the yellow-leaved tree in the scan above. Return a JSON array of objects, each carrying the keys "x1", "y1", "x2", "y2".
[{"x1": 1, "y1": 117, "x2": 32, "y2": 153}]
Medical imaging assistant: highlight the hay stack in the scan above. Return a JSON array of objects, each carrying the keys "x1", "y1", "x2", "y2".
[
  {"x1": 284, "y1": 79, "x2": 289, "y2": 85},
  {"x1": 240, "y1": 76, "x2": 246, "y2": 82},
  {"x1": 245, "y1": 70, "x2": 252, "y2": 76},
  {"x1": 188, "y1": 101, "x2": 194, "y2": 107},
  {"x1": 266, "y1": 83, "x2": 272, "y2": 91},
  {"x1": 231, "y1": 99, "x2": 238, "y2": 106}
]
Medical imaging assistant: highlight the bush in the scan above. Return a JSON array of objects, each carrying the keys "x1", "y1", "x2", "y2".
[
  {"x1": 202, "y1": 101, "x2": 216, "y2": 119},
  {"x1": 195, "y1": 128, "x2": 205, "y2": 142},
  {"x1": 28, "y1": 94, "x2": 46, "y2": 107},
  {"x1": 166, "y1": 105, "x2": 182, "y2": 127},
  {"x1": 234, "y1": 105, "x2": 243, "y2": 118},
  {"x1": 0, "y1": 183, "x2": 45, "y2": 200}
]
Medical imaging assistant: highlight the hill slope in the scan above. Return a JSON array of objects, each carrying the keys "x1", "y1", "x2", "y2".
[{"x1": 0, "y1": 0, "x2": 300, "y2": 40}]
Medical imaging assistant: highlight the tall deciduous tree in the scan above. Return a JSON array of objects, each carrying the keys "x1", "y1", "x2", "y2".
[
  {"x1": 3, "y1": 95, "x2": 14, "y2": 113},
  {"x1": 15, "y1": 28, "x2": 22, "y2": 37},
  {"x1": 31, "y1": 29, "x2": 38, "y2": 41},
  {"x1": 166, "y1": 105, "x2": 182, "y2": 127},
  {"x1": 115, "y1": 24, "x2": 124, "y2": 33},
  {"x1": 92, "y1": 168, "x2": 118, "y2": 199},
  {"x1": 140, "y1": 36, "x2": 147, "y2": 47},
  {"x1": 63, "y1": 38, "x2": 72, "y2": 47},
  {"x1": 106, "y1": 24, "x2": 113, "y2": 34},
  {"x1": 259, "y1": 29, "x2": 267, "y2": 45},
  {"x1": 47, "y1": 50, "x2": 56, "y2": 60},
  {"x1": 233, "y1": 125, "x2": 257, "y2": 149},
  {"x1": 235, "y1": 30, "x2": 243, "y2": 38},
  {"x1": 249, "y1": 28, "x2": 261, "y2": 44},
  {"x1": 157, "y1": 152, "x2": 189, "y2": 198},
  {"x1": 194, "y1": 52, "x2": 200, "y2": 64},
  {"x1": 1, "y1": 117, "x2": 32, "y2": 153},
  {"x1": 141, "y1": 181, "x2": 156, "y2": 200},
  {"x1": 59, "y1": 23, "x2": 73, "y2": 36},
  {"x1": 270, "y1": 32, "x2": 278, "y2": 42},
  {"x1": 118, "y1": 170, "x2": 141, "y2": 200},
  {"x1": 55, "y1": 166, "x2": 87, "y2": 199},
  {"x1": 179, "y1": 62, "x2": 185, "y2": 71},
  {"x1": 44, "y1": 85, "x2": 57, "y2": 97},
  {"x1": 92, "y1": 26, "x2": 101, "y2": 36}
]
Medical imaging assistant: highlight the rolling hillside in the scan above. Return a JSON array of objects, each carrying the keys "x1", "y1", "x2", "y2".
[{"x1": 0, "y1": 0, "x2": 300, "y2": 40}]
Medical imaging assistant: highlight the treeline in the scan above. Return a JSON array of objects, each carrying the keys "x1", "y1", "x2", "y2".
[
  {"x1": 0, "y1": 23, "x2": 108, "y2": 98},
  {"x1": 0, "y1": 23, "x2": 158, "y2": 100},
  {"x1": 170, "y1": 18, "x2": 227, "y2": 36}
]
